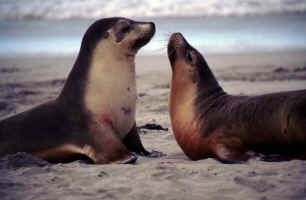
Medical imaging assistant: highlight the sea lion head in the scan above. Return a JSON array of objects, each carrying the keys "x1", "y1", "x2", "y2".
[
  {"x1": 167, "y1": 33, "x2": 222, "y2": 122},
  {"x1": 167, "y1": 32, "x2": 211, "y2": 85},
  {"x1": 59, "y1": 17, "x2": 155, "y2": 110},
  {"x1": 80, "y1": 17, "x2": 155, "y2": 58}
]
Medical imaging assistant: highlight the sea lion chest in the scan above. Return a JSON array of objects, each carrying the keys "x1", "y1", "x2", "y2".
[{"x1": 84, "y1": 56, "x2": 136, "y2": 139}]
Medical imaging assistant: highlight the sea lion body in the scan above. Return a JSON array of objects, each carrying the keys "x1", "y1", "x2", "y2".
[
  {"x1": 0, "y1": 17, "x2": 155, "y2": 164},
  {"x1": 168, "y1": 33, "x2": 306, "y2": 163},
  {"x1": 84, "y1": 38, "x2": 137, "y2": 139}
]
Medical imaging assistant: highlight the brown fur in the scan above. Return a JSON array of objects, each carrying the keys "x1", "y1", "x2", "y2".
[
  {"x1": 168, "y1": 32, "x2": 306, "y2": 163},
  {"x1": 0, "y1": 18, "x2": 155, "y2": 164}
]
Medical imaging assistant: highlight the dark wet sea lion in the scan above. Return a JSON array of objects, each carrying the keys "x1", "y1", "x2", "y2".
[
  {"x1": 167, "y1": 32, "x2": 306, "y2": 163},
  {"x1": 0, "y1": 17, "x2": 156, "y2": 164}
]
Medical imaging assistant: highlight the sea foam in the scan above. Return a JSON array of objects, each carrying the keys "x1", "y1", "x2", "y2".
[{"x1": 0, "y1": 0, "x2": 306, "y2": 20}]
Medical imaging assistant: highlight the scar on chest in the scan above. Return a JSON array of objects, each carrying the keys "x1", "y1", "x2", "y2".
[
  {"x1": 99, "y1": 114, "x2": 115, "y2": 128},
  {"x1": 121, "y1": 107, "x2": 132, "y2": 115}
]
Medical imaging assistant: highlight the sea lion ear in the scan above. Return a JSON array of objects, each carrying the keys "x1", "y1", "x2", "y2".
[{"x1": 103, "y1": 32, "x2": 109, "y2": 39}]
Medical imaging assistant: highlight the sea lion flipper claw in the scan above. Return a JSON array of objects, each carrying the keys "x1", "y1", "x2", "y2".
[
  {"x1": 214, "y1": 142, "x2": 250, "y2": 164},
  {"x1": 123, "y1": 124, "x2": 166, "y2": 158},
  {"x1": 119, "y1": 153, "x2": 137, "y2": 164},
  {"x1": 145, "y1": 150, "x2": 167, "y2": 158}
]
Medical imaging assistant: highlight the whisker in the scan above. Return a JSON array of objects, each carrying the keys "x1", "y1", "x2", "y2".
[
  {"x1": 147, "y1": 31, "x2": 176, "y2": 55},
  {"x1": 163, "y1": 32, "x2": 173, "y2": 37},
  {"x1": 151, "y1": 47, "x2": 167, "y2": 54},
  {"x1": 156, "y1": 39, "x2": 167, "y2": 43}
]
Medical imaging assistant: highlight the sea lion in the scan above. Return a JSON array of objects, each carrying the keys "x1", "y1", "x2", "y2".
[
  {"x1": 0, "y1": 17, "x2": 155, "y2": 164},
  {"x1": 167, "y1": 32, "x2": 306, "y2": 163}
]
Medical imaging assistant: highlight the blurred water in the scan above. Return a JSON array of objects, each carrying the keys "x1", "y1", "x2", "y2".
[
  {"x1": 1, "y1": 0, "x2": 306, "y2": 20},
  {"x1": 0, "y1": 14, "x2": 306, "y2": 56},
  {"x1": 153, "y1": 14, "x2": 306, "y2": 54}
]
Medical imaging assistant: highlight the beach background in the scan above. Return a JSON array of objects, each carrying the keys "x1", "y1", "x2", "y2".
[{"x1": 1, "y1": 0, "x2": 306, "y2": 200}]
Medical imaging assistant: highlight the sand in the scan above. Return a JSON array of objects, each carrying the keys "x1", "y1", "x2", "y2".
[{"x1": 1, "y1": 51, "x2": 306, "y2": 200}]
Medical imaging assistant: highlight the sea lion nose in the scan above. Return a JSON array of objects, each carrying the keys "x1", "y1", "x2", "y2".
[
  {"x1": 138, "y1": 22, "x2": 155, "y2": 33},
  {"x1": 170, "y1": 32, "x2": 183, "y2": 43},
  {"x1": 174, "y1": 32, "x2": 182, "y2": 37},
  {"x1": 173, "y1": 32, "x2": 183, "y2": 38},
  {"x1": 170, "y1": 32, "x2": 188, "y2": 46}
]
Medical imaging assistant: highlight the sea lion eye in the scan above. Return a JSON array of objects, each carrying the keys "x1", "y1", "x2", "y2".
[
  {"x1": 186, "y1": 51, "x2": 193, "y2": 63},
  {"x1": 121, "y1": 25, "x2": 131, "y2": 33},
  {"x1": 115, "y1": 21, "x2": 131, "y2": 42}
]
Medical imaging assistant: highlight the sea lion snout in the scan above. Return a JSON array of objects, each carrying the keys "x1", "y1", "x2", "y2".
[
  {"x1": 169, "y1": 32, "x2": 184, "y2": 43},
  {"x1": 168, "y1": 33, "x2": 181, "y2": 65},
  {"x1": 168, "y1": 32, "x2": 188, "y2": 49},
  {"x1": 130, "y1": 21, "x2": 155, "y2": 51},
  {"x1": 167, "y1": 33, "x2": 211, "y2": 82},
  {"x1": 167, "y1": 32, "x2": 191, "y2": 66},
  {"x1": 136, "y1": 22, "x2": 155, "y2": 34},
  {"x1": 168, "y1": 32, "x2": 183, "y2": 52}
]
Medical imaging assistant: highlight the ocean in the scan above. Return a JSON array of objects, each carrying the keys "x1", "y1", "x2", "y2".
[{"x1": 0, "y1": 0, "x2": 306, "y2": 56}]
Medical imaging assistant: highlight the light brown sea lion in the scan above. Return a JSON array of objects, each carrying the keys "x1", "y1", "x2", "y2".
[
  {"x1": 167, "y1": 32, "x2": 306, "y2": 163},
  {"x1": 0, "y1": 17, "x2": 156, "y2": 164}
]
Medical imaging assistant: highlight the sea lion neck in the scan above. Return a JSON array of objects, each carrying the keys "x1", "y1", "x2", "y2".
[
  {"x1": 194, "y1": 74, "x2": 227, "y2": 119},
  {"x1": 58, "y1": 40, "x2": 136, "y2": 110},
  {"x1": 169, "y1": 72, "x2": 198, "y2": 131},
  {"x1": 196, "y1": 81, "x2": 225, "y2": 102},
  {"x1": 57, "y1": 51, "x2": 90, "y2": 111},
  {"x1": 83, "y1": 42, "x2": 136, "y2": 118},
  {"x1": 195, "y1": 61, "x2": 226, "y2": 101}
]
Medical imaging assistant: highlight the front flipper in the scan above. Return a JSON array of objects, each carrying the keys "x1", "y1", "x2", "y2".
[
  {"x1": 123, "y1": 124, "x2": 165, "y2": 158},
  {"x1": 123, "y1": 123, "x2": 150, "y2": 156},
  {"x1": 86, "y1": 120, "x2": 137, "y2": 164},
  {"x1": 213, "y1": 138, "x2": 250, "y2": 163}
]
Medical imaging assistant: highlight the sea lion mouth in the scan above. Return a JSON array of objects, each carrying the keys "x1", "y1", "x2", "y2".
[
  {"x1": 168, "y1": 32, "x2": 186, "y2": 65},
  {"x1": 131, "y1": 22, "x2": 155, "y2": 50},
  {"x1": 167, "y1": 42, "x2": 176, "y2": 65},
  {"x1": 169, "y1": 32, "x2": 187, "y2": 45}
]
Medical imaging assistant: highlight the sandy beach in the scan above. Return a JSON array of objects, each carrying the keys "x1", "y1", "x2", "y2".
[{"x1": 1, "y1": 51, "x2": 306, "y2": 200}]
